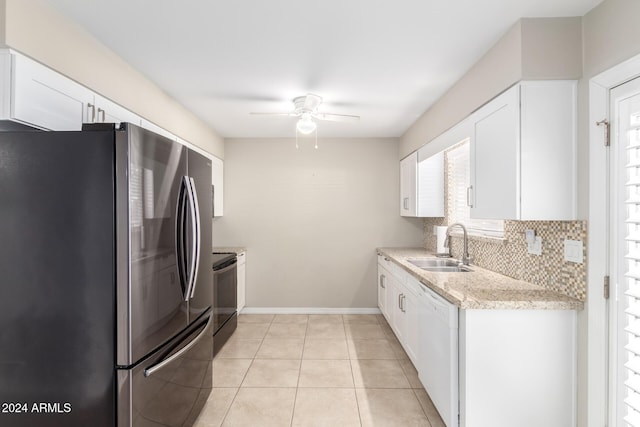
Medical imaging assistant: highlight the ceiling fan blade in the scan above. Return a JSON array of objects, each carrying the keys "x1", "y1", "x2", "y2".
[
  {"x1": 249, "y1": 112, "x2": 298, "y2": 117},
  {"x1": 315, "y1": 112, "x2": 360, "y2": 122}
]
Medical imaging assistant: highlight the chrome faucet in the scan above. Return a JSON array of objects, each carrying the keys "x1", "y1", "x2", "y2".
[{"x1": 444, "y1": 222, "x2": 471, "y2": 265}]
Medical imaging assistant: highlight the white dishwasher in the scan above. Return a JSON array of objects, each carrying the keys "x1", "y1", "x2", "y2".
[{"x1": 418, "y1": 284, "x2": 459, "y2": 427}]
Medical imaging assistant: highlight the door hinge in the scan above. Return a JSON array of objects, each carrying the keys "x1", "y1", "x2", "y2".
[
  {"x1": 604, "y1": 275, "x2": 610, "y2": 300},
  {"x1": 596, "y1": 119, "x2": 610, "y2": 147}
]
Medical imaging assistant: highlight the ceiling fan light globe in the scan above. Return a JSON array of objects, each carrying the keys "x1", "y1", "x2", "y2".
[{"x1": 296, "y1": 117, "x2": 317, "y2": 134}]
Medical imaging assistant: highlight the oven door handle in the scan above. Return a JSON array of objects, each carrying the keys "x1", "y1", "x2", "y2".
[
  {"x1": 144, "y1": 313, "x2": 212, "y2": 378},
  {"x1": 214, "y1": 260, "x2": 237, "y2": 275}
]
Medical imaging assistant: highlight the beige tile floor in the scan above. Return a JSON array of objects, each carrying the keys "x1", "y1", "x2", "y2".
[{"x1": 194, "y1": 313, "x2": 446, "y2": 427}]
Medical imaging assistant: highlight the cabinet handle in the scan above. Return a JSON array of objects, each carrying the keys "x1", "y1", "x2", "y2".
[
  {"x1": 87, "y1": 103, "x2": 96, "y2": 123},
  {"x1": 380, "y1": 274, "x2": 386, "y2": 289},
  {"x1": 398, "y1": 293, "x2": 402, "y2": 310},
  {"x1": 403, "y1": 197, "x2": 409, "y2": 210},
  {"x1": 401, "y1": 295, "x2": 406, "y2": 313},
  {"x1": 98, "y1": 108, "x2": 106, "y2": 122},
  {"x1": 467, "y1": 186, "x2": 474, "y2": 208}
]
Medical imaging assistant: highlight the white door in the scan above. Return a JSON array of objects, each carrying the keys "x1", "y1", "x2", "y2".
[{"x1": 611, "y1": 76, "x2": 640, "y2": 426}]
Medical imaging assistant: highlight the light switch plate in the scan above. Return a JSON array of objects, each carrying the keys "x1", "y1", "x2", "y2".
[
  {"x1": 527, "y1": 236, "x2": 542, "y2": 255},
  {"x1": 564, "y1": 239, "x2": 584, "y2": 263},
  {"x1": 525, "y1": 229, "x2": 535, "y2": 244}
]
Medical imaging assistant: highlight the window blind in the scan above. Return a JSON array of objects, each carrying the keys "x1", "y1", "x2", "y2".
[
  {"x1": 446, "y1": 140, "x2": 504, "y2": 238},
  {"x1": 624, "y1": 113, "x2": 640, "y2": 426}
]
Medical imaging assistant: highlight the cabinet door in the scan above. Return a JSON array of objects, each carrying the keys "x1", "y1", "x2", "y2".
[
  {"x1": 471, "y1": 86, "x2": 519, "y2": 219},
  {"x1": 400, "y1": 152, "x2": 417, "y2": 216},
  {"x1": 12, "y1": 54, "x2": 93, "y2": 130},
  {"x1": 519, "y1": 81, "x2": 577, "y2": 220},
  {"x1": 94, "y1": 94, "x2": 141, "y2": 126},
  {"x1": 417, "y1": 151, "x2": 445, "y2": 217},
  {"x1": 237, "y1": 252, "x2": 246, "y2": 311},
  {"x1": 211, "y1": 156, "x2": 224, "y2": 217},
  {"x1": 391, "y1": 281, "x2": 407, "y2": 342},
  {"x1": 377, "y1": 265, "x2": 389, "y2": 321},
  {"x1": 403, "y1": 289, "x2": 419, "y2": 363}
]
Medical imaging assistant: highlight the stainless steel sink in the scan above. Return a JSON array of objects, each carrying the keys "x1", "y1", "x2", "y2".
[{"x1": 407, "y1": 258, "x2": 472, "y2": 273}]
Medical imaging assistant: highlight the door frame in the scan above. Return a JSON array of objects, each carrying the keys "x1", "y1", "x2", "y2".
[{"x1": 589, "y1": 53, "x2": 640, "y2": 426}]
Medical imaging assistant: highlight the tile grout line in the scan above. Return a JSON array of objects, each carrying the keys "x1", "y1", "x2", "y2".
[
  {"x1": 220, "y1": 315, "x2": 274, "y2": 426},
  {"x1": 412, "y1": 388, "x2": 435, "y2": 427},
  {"x1": 346, "y1": 322, "x2": 365, "y2": 426},
  {"x1": 289, "y1": 316, "x2": 309, "y2": 426}
]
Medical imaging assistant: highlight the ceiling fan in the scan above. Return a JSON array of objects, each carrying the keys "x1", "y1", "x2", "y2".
[{"x1": 250, "y1": 93, "x2": 360, "y2": 136}]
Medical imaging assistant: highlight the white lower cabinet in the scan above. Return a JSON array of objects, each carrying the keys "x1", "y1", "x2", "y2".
[
  {"x1": 459, "y1": 309, "x2": 576, "y2": 427},
  {"x1": 376, "y1": 254, "x2": 577, "y2": 427},
  {"x1": 377, "y1": 265, "x2": 389, "y2": 321},
  {"x1": 377, "y1": 255, "x2": 419, "y2": 364},
  {"x1": 237, "y1": 251, "x2": 246, "y2": 312},
  {"x1": 400, "y1": 278, "x2": 420, "y2": 364}
]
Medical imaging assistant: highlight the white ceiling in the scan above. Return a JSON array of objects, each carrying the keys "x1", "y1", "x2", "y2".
[{"x1": 46, "y1": 0, "x2": 601, "y2": 139}]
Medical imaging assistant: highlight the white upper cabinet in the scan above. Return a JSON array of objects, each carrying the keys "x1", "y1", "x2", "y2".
[
  {"x1": 400, "y1": 152, "x2": 418, "y2": 216},
  {"x1": 416, "y1": 151, "x2": 445, "y2": 217},
  {"x1": 470, "y1": 81, "x2": 577, "y2": 220},
  {"x1": 92, "y1": 94, "x2": 141, "y2": 127},
  {"x1": 400, "y1": 150, "x2": 444, "y2": 217},
  {"x1": 0, "y1": 50, "x2": 142, "y2": 131},
  {"x1": 3, "y1": 51, "x2": 93, "y2": 130},
  {"x1": 211, "y1": 156, "x2": 224, "y2": 217}
]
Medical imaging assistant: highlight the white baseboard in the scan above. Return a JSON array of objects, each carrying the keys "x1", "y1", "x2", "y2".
[{"x1": 239, "y1": 307, "x2": 382, "y2": 315}]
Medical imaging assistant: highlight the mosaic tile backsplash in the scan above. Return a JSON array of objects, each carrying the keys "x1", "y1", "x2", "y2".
[{"x1": 423, "y1": 218, "x2": 587, "y2": 301}]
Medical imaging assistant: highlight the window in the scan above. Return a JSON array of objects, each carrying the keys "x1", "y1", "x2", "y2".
[{"x1": 446, "y1": 139, "x2": 504, "y2": 238}]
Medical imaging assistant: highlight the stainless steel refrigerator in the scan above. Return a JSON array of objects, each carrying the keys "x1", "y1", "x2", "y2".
[{"x1": 0, "y1": 123, "x2": 213, "y2": 427}]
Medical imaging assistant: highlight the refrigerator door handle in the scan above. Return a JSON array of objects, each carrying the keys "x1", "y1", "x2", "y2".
[
  {"x1": 143, "y1": 313, "x2": 212, "y2": 378},
  {"x1": 184, "y1": 176, "x2": 199, "y2": 300},
  {"x1": 188, "y1": 177, "x2": 201, "y2": 299},
  {"x1": 176, "y1": 176, "x2": 190, "y2": 301}
]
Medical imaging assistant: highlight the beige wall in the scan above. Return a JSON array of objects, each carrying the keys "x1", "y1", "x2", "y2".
[
  {"x1": 0, "y1": 0, "x2": 223, "y2": 158},
  {"x1": 212, "y1": 137, "x2": 424, "y2": 308},
  {"x1": 521, "y1": 17, "x2": 583, "y2": 80},
  {"x1": 400, "y1": 17, "x2": 583, "y2": 160},
  {"x1": 583, "y1": 0, "x2": 640, "y2": 78}
]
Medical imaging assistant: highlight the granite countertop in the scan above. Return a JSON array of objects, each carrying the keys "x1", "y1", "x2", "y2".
[
  {"x1": 377, "y1": 247, "x2": 583, "y2": 310},
  {"x1": 212, "y1": 246, "x2": 246, "y2": 254}
]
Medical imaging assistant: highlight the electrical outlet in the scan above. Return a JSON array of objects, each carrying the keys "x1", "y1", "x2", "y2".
[{"x1": 564, "y1": 239, "x2": 583, "y2": 263}]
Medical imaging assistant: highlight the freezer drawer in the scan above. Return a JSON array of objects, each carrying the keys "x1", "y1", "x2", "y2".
[{"x1": 118, "y1": 312, "x2": 213, "y2": 427}]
